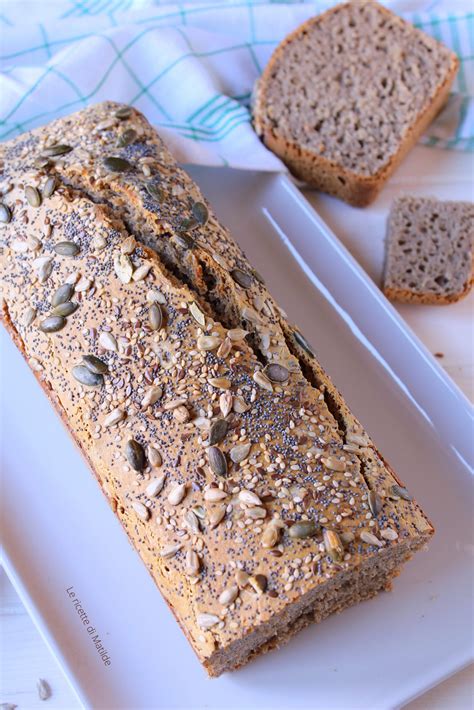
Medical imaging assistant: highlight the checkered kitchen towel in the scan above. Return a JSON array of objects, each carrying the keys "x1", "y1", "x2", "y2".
[{"x1": 0, "y1": 0, "x2": 472, "y2": 169}]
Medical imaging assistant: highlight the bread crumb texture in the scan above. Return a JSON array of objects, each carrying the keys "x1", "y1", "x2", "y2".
[{"x1": 0, "y1": 101, "x2": 434, "y2": 675}]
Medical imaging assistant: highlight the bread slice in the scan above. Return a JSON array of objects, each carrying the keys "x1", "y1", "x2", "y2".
[
  {"x1": 253, "y1": 1, "x2": 459, "y2": 206},
  {"x1": 383, "y1": 196, "x2": 474, "y2": 304}
]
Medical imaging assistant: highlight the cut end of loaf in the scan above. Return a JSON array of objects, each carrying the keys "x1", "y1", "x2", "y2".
[
  {"x1": 253, "y1": 1, "x2": 459, "y2": 206},
  {"x1": 383, "y1": 196, "x2": 474, "y2": 304}
]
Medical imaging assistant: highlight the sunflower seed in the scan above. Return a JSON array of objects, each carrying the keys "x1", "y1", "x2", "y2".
[
  {"x1": 238, "y1": 489, "x2": 261, "y2": 506},
  {"x1": 261, "y1": 520, "x2": 284, "y2": 548},
  {"x1": 120, "y1": 236, "x2": 135, "y2": 255},
  {"x1": 368, "y1": 490, "x2": 382, "y2": 516},
  {"x1": 103, "y1": 408, "x2": 126, "y2": 427},
  {"x1": 51, "y1": 301, "x2": 78, "y2": 317},
  {"x1": 42, "y1": 144, "x2": 73, "y2": 157},
  {"x1": 208, "y1": 377, "x2": 231, "y2": 389},
  {"x1": 230, "y1": 443, "x2": 251, "y2": 464},
  {"x1": 323, "y1": 529, "x2": 344, "y2": 562},
  {"x1": 25, "y1": 186, "x2": 41, "y2": 207},
  {"x1": 117, "y1": 128, "x2": 137, "y2": 147},
  {"x1": 361, "y1": 531, "x2": 383, "y2": 547},
  {"x1": 219, "y1": 392, "x2": 233, "y2": 418},
  {"x1": 380, "y1": 527, "x2": 398, "y2": 541},
  {"x1": 248, "y1": 574, "x2": 267, "y2": 595},
  {"x1": 289, "y1": 520, "x2": 319, "y2": 539},
  {"x1": 98, "y1": 331, "x2": 118, "y2": 352},
  {"x1": 39, "y1": 315, "x2": 66, "y2": 333},
  {"x1": 36, "y1": 257, "x2": 53, "y2": 283},
  {"x1": 23, "y1": 306, "x2": 36, "y2": 327},
  {"x1": 346, "y1": 431, "x2": 370, "y2": 447},
  {"x1": 43, "y1": 176, "x2": 57, "y2": 198},
  {"x1": 204, "y1": 488, "x2": 227, "y2": 502},
  {"x1": 103, "y1": 156, "x2": 131, "y2": 172},
  {"x1": 147, "y1": 446, "x2": 162, "y2": 467},
  {"x1": 208, "y1": 447, "x2": 228, "y2": 477},
  {"x1": 227, "y1": 328, "x2": 248, "y2": 342},
  {"x1": 37, "y1": 678, "x2": 51, "y2": 701},
  {"x1": 253, "y1": 370, "x2": 273, "y2": 392},
  {"x1": 264, "y1": 363, "x2": 289, "y2": 383},
  {"x1": 189, "y1": 301, "x2": 206, "y2": 326},
  {"x1": 75, "y1": 276, "x2": 92, "y2": 292},
  {"x1": 173, "y1": 405, "x2": 190, "y2": 423},
  {"x1": 126, "y1": 439, "x2": 146, "y2": 472},
  {"x1": 83, "y1": 354, "x2": 108, "y2": 374},
  {"x1": 197, "y1": 613, "x2": 219, "y2": 629},
  {"x1": 51, "y1": 283, "x2": 74, "y2": 307},
  {"x1": 34, "y1": 155, "x2": 51, "y2": 168},
  {"x1": 132, "y1": 263, "x2": 152, "y2": 282},
  {"x1": 219, "y1": 585, "x2": 238, "y2": 606},
  {"x1": 235, "y1": 569, "x2": 249, "y2": 588},
  {"x1": 146, "y1": 473, "x2": 166, "y2": 497},
  {"x1": 183, "y1": 509, "x2": 201, "y2": 534},
  {"x1": 11, "y1": 240, "x2": 29, "y2": 253},
  {"x1": 114, "y1": 253, "x2": 133, "y2": 283},
  {"x1": 321, "y1": 456, "x2": 346, "y2": 472},
  {"x1": 217, "y1": 338, "x2": 232, "y2": 358},
  {"x1": 142, "y1": 385, "x2": 162, "y2": 408},
  {"x1": 194, "y1": 417, "x2": 211, "y2": 430},
  {"x1": 209, "y1": 504, "x2": 226, "y2": 527},
  {"x1": 246, "y1": 506, "x2": 267, "y2": 520},
  {"x1": 147, "y1": 288, "x2": 166, "y2": 304},
  {"x1": 230, "y1": 268, "x2": 253, "y2": 289},
  {"x1": 115, "y1": 106, "x2": 132, "y2": 119},
  {"x1": 192, "y1": 505, "x2": 206, "y2": 520},
  {"x1": 390, "y1": 484, "x2": 412, "y2": 501},
  {"x1": 146, "y1": 178, "x2": 164, "y2": 200},
  {"x1": 72, "y1": 365, "x2": 103, "y2": 387},
  {"x1": 132, "y1": 501, "x2": 150, "y2": 521},
  {"x1": 54, "y1": 241, "x2": 80, "y2": 257},
  {"x1": 186, "y1": 549, "x2": 200, "y2": 577},
  {"x1": 209, "y1": 419, "x2": 228, "y2": 446},
  {"x1": 161, "y1": 543, "x2": 182, "y2": 559},
  {"x1": 192, "y1": 201, "x2": 209, "y2": 225},
  {"x1": 341, "y1": 531, "x2": 355, "y2": 543},
  {"x1": 293, "y1": 330, "x2": 315, "y2": 357},
  {"x1": 149, "y1": 303, "x2": 163, "y2": 330},
  {"x1": 233, "y1": 395, "x2": 249, "y2": 413},
  {"x1": 0, "y1": 203, "x2": 11, "y2": 223},
  {"x1": 197, "y1": 335, "x2": 221, "y2": 351},
  {"x1": 168, "y1": 483, "x2": 186, "y2": 506}
]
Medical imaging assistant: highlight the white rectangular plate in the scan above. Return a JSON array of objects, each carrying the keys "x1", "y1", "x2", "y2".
[{"x1": 1, "y1": 168, "x2": 473, "y2": 710}]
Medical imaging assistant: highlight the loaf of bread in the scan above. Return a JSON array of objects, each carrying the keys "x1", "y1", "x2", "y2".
[
  {"x1": 0, "y1": 102, "x2": 434, "y2": 676},
  {"x1": 383, "y1": 196, "x2": 474, "y2": 304},
  {"x1": 253, "y1": 1, "x2": 459, "y2": 206}
]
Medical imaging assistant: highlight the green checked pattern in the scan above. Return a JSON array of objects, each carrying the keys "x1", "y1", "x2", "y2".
[{"x1": 0, "y1": 1, "x2": 472, "y2": 170}]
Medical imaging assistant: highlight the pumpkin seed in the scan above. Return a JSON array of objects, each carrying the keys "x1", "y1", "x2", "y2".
[
  {"x1": 230, "y1": 268, "x2": 252, "y2": 289},
  {"x1": 293, "y1": 330, "x2": 316, "y2": 357},
  {"x1": 189, "y1": 301, "x2": 206, "y2": 327},
  {"x1": 368, "y1": 490, "x2": 382, "y2": 516},
  {"x1": 192, "y1": 201, "x2": 209, "y2": 225},
  {"x1": 72, "y1": 365, "x2": 103, "y2": 387},
  {"x1": 146, "y1": 473, "x2": 166, "y2": 497},
  {"x1": 238, "y1": 489, "x2": 261, "y2": 506},
  {"x1": 51, "y1": 301, "x2": 78, "y2": 317},
  {"x1": 230, "y1": 443, "x2": 251, "y2": 464},
  {"x1": 323, "y1": 529, "x2": 344, "y2": 562},
  {"x1": 39, "y1": 315, "x2": 66, "y2": 333},
  {"x1": 0, "y1": 203, "x2": 11, "y2": 223},
  {"x1": 103, "y1": 156, "x2": 131, "y2": 173},
  {"x1": 126, "y1": 439, "x2": 146, "y2": 472},
  {"x1": 115, "y1": 106, "x2": 132, "y2": 119},
  {"x1": 390, "y1": 484, "x2": 412, "y2": 501},
  {"x1": 177, "y1": 216, "x2": 198, "y2": 232},
  {"x1": 172, "y1": 233, "x2": 195, "y2": 250},
  {"x1": 208, "y1": 447, "x2": 228, "y2": 477},
  {"x1": 289, "y1": 520, "x2": 319, "y2": 539},
  {"x1": 192, "y1": 505, "x2": 206, "y2": 520},
  {"x1": 42, "y1": 144, "x2": 73, "y2": 157},
  {"x1": 149, "y1": 303, "x2": 163, "y2": 331},
  {"x1": 219, "y1": 585, "x2": 238, "y2": 606},
  {"x1": 117, "y1": 128, "x2": 137, "y2": 147},
  {"x1": 34, "y1": 156, "x2": 51, "y2": 169},
  {"x1": 54, "y1": 241, "x2": 80, "y2": 257},
  {"x1": 197, "y1": 613, "x2": 220, "y2": 629},
  {"x1": 83, "y1": 354, "x2": 108, "y2": 374},
  {"x1": 264, "y1": 363, "x2": 289, "y2": 383},
  {"x1": 146, "y1": 183, "x2": 163, "y2": 201},
  {"x1": 25, "y1": 186, "x2": 41, "y2": 207},
  {"x1": 43, "y1": 176, "x2": 57, "y2": 198},
  {"x1": 52, "y1": 283, "x2": 74, "y2": 307},
  {"x1": 209, "y1": 419, "x2": 228, "y2": 446}
]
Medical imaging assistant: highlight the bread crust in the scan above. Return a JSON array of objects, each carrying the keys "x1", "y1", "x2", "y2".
[
  {"x1": 0, "y1": 102, "x2": 434, "y2": 676},
  {"x1": 253, "y1": 1, "x2": 459, "y2": 206}
]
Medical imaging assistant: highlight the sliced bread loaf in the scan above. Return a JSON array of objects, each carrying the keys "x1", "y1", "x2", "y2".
[
  {"x1": 253, "y1": 1, "x2": 459, "y2": 206},
  {"x1": 383, "y1": 196, "x2": 474, "y2": 304}
]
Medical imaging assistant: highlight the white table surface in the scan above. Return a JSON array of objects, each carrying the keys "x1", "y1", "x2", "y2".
[{"x1": 1, "y1": 146, "x2": 473, "y2": 708}]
